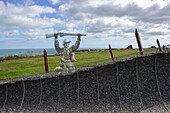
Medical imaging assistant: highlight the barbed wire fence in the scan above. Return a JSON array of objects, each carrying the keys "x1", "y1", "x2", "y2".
[{"x1": 0, "y1": 45, "x2": 169, "y2": 112}]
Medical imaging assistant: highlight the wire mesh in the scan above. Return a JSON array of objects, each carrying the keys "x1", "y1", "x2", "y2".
[
  {"x1": 19, "y1": 79, "x2": 25, "y2": 111},
  {"x1": 3, "y1": 84, "x2": 8, "y2": 110},
  {"x1": 57, "y1": 75, "x2": 60, "y2": 112},
  {"x1": 95, "y1": 64, "x2": 100, "y2": 112},
  {"x1": 116, "y1": 63, "x2": 122, "y2": 111},
  {"x1": 135, "y1": 58, "x2": 144, "y2": 109},
  {"x1": 154, "y1": 54, "x2": 169, "y2": 112},
  {"x1": 0, "y1": 45, "x2": 169, "y2": 112},
  {"x1": 76, "y1": 67, "x2": 80, "y2": 112},
  {"x1": 38, "y1": 78, "x2": 43, "y2": 108}
]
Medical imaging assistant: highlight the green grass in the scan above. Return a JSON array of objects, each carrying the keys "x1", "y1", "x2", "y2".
[{"x1": 0, "y1": 48, "x2": 156, "y2": 80}]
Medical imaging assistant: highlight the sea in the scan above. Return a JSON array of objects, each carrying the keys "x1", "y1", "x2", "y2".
[{"x1": 0, "y1": 48, "x2": 104, "y2": 58}]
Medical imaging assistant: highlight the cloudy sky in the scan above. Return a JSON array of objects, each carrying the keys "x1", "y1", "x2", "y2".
[{"x1": 0, "y1": 0, "x2": 170, "y2": 49}]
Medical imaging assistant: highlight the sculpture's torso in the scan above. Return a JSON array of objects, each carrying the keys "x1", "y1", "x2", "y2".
[
  {"x1": 63, "y1": 48, "x2": 71, "y2": 61},
  {"x1": 55, "y1": 36, "x2": 81, "y2": 74}
]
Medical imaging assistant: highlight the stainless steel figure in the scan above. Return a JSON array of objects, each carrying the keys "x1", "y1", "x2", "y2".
[{"x1": 46, "y1": 33, "x2": 86, "y2": 75}]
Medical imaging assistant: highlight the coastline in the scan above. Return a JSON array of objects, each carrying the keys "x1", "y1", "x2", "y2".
[
  {"x1": 0, "y1": 48, "x2": 139, "y2": 60},
  {"x1": 0, "y1": 48, "x2": 109, "y2": 59}
]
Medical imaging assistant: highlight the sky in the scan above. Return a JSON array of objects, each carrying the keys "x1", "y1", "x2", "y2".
[{"x1": 0, "y1": 0, "x2": 170, "y2": 49}]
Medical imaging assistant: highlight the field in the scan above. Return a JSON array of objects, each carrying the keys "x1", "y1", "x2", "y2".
[{"x1": 0, "y1": 48, "x2": 156, "y2": 80}]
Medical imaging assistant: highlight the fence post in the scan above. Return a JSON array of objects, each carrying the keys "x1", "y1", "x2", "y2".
[
  {"x1": 135, "y1": 29, "x2": 144, "y2": 55},
  {"x1": 109, "y1": 44, "x2": 114, "y2": 61},
  {"x1": 156, "y1": 38, "x2": 162, "y2": 51},
  {"x1": 44, "y1": 49, "x2": 48, "y2": 72}
]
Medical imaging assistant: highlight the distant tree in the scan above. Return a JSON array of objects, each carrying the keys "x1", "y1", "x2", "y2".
[
  {"x1": 150, "y1": 46, "x2": 156, "y2": 48},
  {"x1": 126, "y1": 45, "x2": 133, "y2": 49}
]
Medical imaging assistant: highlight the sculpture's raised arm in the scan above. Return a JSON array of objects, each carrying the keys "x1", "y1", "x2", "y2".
[
  {"x1": 71, "y1": 34, "x2": 81, "y2": 52},
  {"x1": 54, "y1": 33, "x2": 64, "y2": 54}
]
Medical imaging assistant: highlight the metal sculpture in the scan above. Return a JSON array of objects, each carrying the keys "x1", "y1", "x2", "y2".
[{"x1": 46, "y1": 33, "x2": 86, "y2": 74}]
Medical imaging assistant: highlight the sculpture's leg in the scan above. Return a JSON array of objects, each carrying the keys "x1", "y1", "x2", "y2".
[
  {"x1": 62, "y1": 62, "x2": 68, "y2": 75},
  {"x1": 68, "y1": 62, "x2": 75, "y2": 73},
  {"x1": 62, "y1": 60, "x2": 75, "y2": 75}
]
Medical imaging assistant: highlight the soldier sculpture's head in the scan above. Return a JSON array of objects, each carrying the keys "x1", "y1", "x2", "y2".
[{"x1": 63, "y1": 39, "x2": 71, "y2": 49}]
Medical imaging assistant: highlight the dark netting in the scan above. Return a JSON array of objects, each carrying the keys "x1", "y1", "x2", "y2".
[
  {"x1": 138, "y1": 54, "x2": 160, "y2": 112},
  {"x1": 0, "y1": 52, "x2": 169, "y2": 112},
  {"x1": 4, "y1": 81, "x2": 23, "y2": 112},
  {"x1": 40, "y1": 77, "x2": 59, "y2": 111},
  {"x1": 78, "y1": 67, "x2": 98, "y2": 112},
  {"x1": 59, "y1": 73, "x2": 78, "y2": 113},
  {"x1": 21, "y1": 79, "x2": 41, "y2": 112},
  {"x1": 0, "y1": 84, "x2": 7, "y2": 112},
  {"x1": 156, "y1": 53, "x2": 170, "y2": 111},
  {"x1": 118, "y1": 59, "x2": 141, "y2": 112}
]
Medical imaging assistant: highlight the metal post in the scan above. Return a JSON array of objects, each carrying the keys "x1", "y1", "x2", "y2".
[
  {"x1": 44, "y1": 49, "x2": 48, "y2": 72},
  {"x1": 156, "y1": 39, "x2": 162, "y2": 51},
  {"x1": 109, "y1": 44, "x2": 114, "y2": 61},
  {"x1": 135, "y1": 29, "x2": 144, "y2": 55}
]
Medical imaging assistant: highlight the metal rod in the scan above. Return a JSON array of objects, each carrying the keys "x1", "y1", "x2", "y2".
[
  {"x1": 38, "y1": 78, "x2": 43, "y2": 108},
  {"x1": 3, "y1": 85, "x2": 8, "y2": 110},
  {"x1": 96, "y1": 65, "x2": 100, "y2": 112},
  {"x1": 116, "y1": 63, "x2": 122, "y2": 110},
  {"x1": 57, "y1": 75, "x2": 60, "y2": 111},
  {"x1": 46, "y1": 33, "x2": 86, "y2": 38},
  {"x1": 109, "y1": 44, "x2": 114, "y2": 61},
  {"x1": 135, "y1": 58, "x2": 144, "y2": 109},
  {"x1": 76, "y1": 68, "x2": 80, "y2": 112},
  {"x1": 156, "y1": 38, "x2": 162, "y2": 51},
  {"x1": 19, "y1": 79, "x2": 25, "y2": 111},
  {"x1": 44, "y1": 49, "x2": 48, "y2": 72},
  {"x1": 57, "y1": 33, "x2": 86, "y2": 37},
  {"x1": 135, "y1": 29, "x2": 144, "y2": 55}
]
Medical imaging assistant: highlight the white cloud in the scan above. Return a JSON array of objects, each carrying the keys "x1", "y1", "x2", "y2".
[
  {"x1": 0, "y1": 1, "x2": 60, "y2": 29},
  {"x1": 2, "y1": 30, "x2": 20, "y2": 37},
  {"x1": 48, "y1": 0, "x2": 60, "y2": 5},
  {"x1": 55, "y1": 0, "x2": 170, "y2": 46},
  {"x1": 22, "y1": 28, "x2": 57, "y2": 39},
  {"x1": 1, "y1": 0, "x2": 170, "y2": 47}
]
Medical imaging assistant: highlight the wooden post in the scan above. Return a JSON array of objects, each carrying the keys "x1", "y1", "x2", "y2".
[
  {"x1": 156, "y1": 38, "x2": 161, "y2": 51},
  {"x1": 44, "y1": 49, "x2": 48, "y2": 72},
  {"x1": 109, "y1": 44, "x2": 114, "y2": 61},
  {"x1": 135, "y1": 29, "x2": 144, "y2": 55}
]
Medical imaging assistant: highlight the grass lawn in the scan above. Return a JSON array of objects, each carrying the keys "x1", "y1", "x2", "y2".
[{"x1": 0, "y1": 48, "x2": 155, "y2": 80}]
